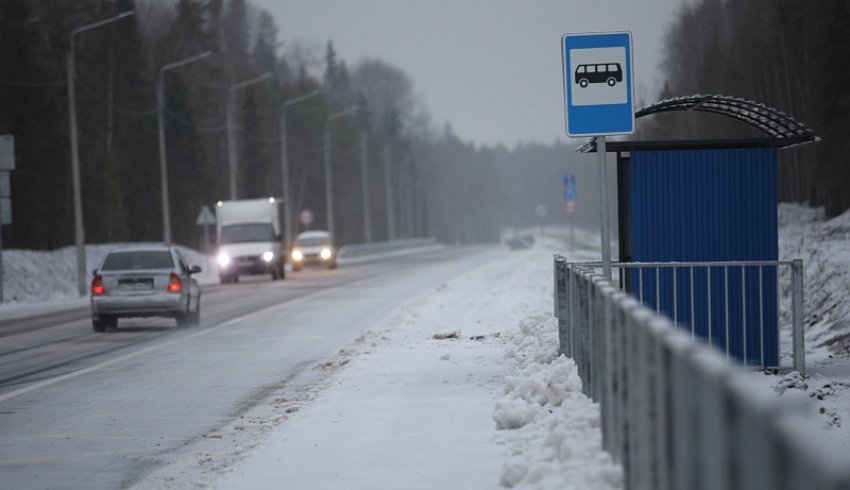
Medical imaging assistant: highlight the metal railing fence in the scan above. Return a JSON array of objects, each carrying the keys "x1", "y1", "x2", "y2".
[
  {"x1": 556, "y1": 258, "x2": 805, "y2": 374},
  {"x1": 553, "y1": 255, "x2": 849, "y2": 490},
  {"x1": 337, "y1": 238, "x2": 439, "y2": 262}
]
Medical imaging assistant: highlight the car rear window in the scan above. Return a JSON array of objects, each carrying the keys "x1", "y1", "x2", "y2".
[{"x1": 101, "y1": 251, "x2": 174, "y2": 271}]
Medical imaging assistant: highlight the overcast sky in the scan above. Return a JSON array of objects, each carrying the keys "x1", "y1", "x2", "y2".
[{"x1": 253, "y1": 0, "x2": 692, "y2": 148}]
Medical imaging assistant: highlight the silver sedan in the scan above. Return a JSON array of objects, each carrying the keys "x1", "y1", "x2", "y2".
[{"x1": 90, "y1": 245, "x2": 202, "y2": 331}]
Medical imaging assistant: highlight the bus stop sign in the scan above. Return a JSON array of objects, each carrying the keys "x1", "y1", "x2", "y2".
[{"x1": 562, "y1": 31, "x2": 634, "y2": 137}]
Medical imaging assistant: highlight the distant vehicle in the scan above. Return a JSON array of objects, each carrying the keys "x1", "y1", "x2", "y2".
[
  {"x1": 505, "y1": 234, "x2": 535, "y2": 250},
  {"x1": 290, "y1": 230, "x2": 337, "y2": 270},
  {"x1": 215, "y1": 198, "x2": 286, "y2": 283},
  {"x1": 90, "y1": 245, "x2": 202, "y2": 331},
  {"x1": 574, "y1": 63, "x2": 623, "y2": 87}
]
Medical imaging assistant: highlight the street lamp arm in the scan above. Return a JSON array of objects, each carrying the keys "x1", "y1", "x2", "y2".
[
  {"x1": 230, "y1": 72, "x2": 273, "y2": 93},
  {"x1": 328, "y1": 106, "x2": 357, "y2": 122},
  {"x1": 160, "y1": 51, "x2": 212, "y2": 77},
  {"x1": 71, "y1": 10, "x2": 135, "y2": 45},
  {"x1": 283, "y1": 89, "x2": 322, "y2": 110}
]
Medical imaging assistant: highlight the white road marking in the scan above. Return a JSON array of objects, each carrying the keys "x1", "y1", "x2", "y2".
[{"x1": 0, "y1": 287, "x2": 336, "y2": 404}]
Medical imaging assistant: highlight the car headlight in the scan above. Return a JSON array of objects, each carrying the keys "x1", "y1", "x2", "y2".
[
  {"x1": 320, "y1": 248, "x2": 333, "y2": 260},
  {"x1": 291, "y1": 249, "x2": 303, "y2": 261},
  {"x1": 262, "y1": 251, "x2": 274, "y2": 262},
  {"x1": 217, "y1": 252, "x2": 231, "y2": 267}
]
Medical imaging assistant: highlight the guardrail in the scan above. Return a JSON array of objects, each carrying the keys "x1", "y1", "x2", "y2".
[
  {"x1": 553, "y1": 255, "x2": 850, "y2": 490},
  {"x1": 556, "y1": 258, "x2": 805, "y2": 374},
  {"x1": 337, "y1": 238, "x2": 441, "y2": 262}
]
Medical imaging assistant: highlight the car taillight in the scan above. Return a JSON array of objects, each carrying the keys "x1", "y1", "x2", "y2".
[
  {"x1": 91, "y1": 275, "x2": 105, "y2": 295},
  {"x1": 167, "y1": 273, "x2": 182, "y2": 292}
]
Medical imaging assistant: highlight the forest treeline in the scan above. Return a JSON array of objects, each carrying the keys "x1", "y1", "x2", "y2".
[
  {"x1": 6, "y1": 0, "x2": 838, "y2": 253},
  {"x1": 0, "y1": 0, "x2": 584, "y2": 251},
  {"x1": 641, "y1": 0, "x2": 850, "y2": 217}
]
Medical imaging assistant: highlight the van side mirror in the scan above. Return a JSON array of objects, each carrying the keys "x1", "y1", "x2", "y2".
[{"x1": 189, "y1": 265, "x2": 202, "y2": 274}]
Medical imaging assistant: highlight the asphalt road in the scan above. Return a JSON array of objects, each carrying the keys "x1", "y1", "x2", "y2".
[{"x1": 0, "y1": 245, "x2": 501, "y2": 489}]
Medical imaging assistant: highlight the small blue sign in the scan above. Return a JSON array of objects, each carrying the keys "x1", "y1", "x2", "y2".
[
  {"x1": 562, "y1": 31, "x2": 634, "y2": 137},
  {"x1": 563, "y1": 174, "x2": 577, "y2": 201}
]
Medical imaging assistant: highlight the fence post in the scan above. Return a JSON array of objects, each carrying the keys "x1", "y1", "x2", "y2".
[
  {"x1": 578, "y1": 275, "x2": 591, "y2": 396},
  {"x1": 555, "y1": 255, "x2": 568, "y2": 356},
  {"x1": 553, "y1": 255, "x2": 559, "y2": 318},
  {"x1": 792, "y1": 259, "x2": 805, "y2": 375}
]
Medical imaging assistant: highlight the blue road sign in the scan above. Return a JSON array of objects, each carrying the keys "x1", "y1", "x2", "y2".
[
  {"x1": 562, "y1": 32, "x2": 634, "y2": 137},
  {"x1": 563, "y1": 174, "x2": 577, "y2": 201}
]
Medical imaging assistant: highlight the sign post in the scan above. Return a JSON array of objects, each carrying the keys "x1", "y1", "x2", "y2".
[
  {"x1": 563, "y1": 173, "x2": 577, "y2": 250},
  {"x1": 298, "y1": 209, "x2": 314, "y2": 230},
  {"x1": 535, "y1": 204, "x2": 548, "y2": 243},
  {"x1": 0, "y1": 135, "x2": 14, "y2": 303},
  {"x1": 562, "y1": 31, "x2": 634, "y2": 282},
  {"x1": 195, "y1": 205, "x2": 216, "y2": 270}
]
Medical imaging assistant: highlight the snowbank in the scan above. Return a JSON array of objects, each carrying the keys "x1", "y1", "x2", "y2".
[{"x1": 493, "y1": 315, "x2": 622, "y2": 489}]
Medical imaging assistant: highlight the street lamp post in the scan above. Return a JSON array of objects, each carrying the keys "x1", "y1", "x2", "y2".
[
  {"x1": 280, "y1": 89, "x2": 321, "y2": 252},
  {"x1": 360, "y1": 129, "x2": 371, "y2": 243},
  {"x1": 324, "y1": 107, "x2": 356, "y2": 243},
  {"x1": 67, "y1": 10, "x2": 134, "y2": 297},
  {"x1": 158, "y1": 51, "x2": 211, "y2": 245},
  {"x1": 226, "y1": 72, "x2": 272, "y2": 200},
  {"x1": 383, "y1": 145, "x2": 396, "y2": 240}
]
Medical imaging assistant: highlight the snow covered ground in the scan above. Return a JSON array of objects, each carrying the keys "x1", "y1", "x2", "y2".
[
  {"x1": 4, "y1": 203, "x2": 850, "y2": 487},
  {"x1": 129, "y1": 229, "x2": 621, "y2": 489},
  {"x1": 770, "y1": 203, "x2": 850, "y2": 449}
]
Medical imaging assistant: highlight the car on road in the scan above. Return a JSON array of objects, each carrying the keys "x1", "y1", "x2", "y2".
[
  {"x1": 90, "y1": 245, "x2": 202, "y2": 331},
  {"x1": 290, "y1": 230, "x2": 337, "y2": 271}
]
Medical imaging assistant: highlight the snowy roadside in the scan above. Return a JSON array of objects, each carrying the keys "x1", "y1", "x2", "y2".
[
  {"x1": 134, "y1": 230, "x2": 622, "y2": 489},
  {"x1": 6, "y1": 203, "x2": 850, "y2": 484},
  {"x1": 762, "y1": 204, "x2": 850, "y2": 449}
]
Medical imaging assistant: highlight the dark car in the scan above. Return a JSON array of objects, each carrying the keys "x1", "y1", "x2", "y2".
[{"x1": 90, "y1": 245, "x2": 202, "y2": 331}]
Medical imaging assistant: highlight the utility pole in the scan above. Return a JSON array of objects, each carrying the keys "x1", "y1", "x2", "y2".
[
  {"x1": 383, "y1": 145, "x2": 396, "y2": 240},
  {"x1": 360, "y1": 130, "x2": 372, "y2": 243},
  {"x1": 67, "y1": 10, "x2": 134, "y2": 297},
  {"x1": 226, "y1": 72, "x2": 271, "y2": 200},
  {"x1": 280, "y1": 89, "x2": 322, "y2": 252},
  {"x1": 158, "y1": 51, "x2": 211, "y2": 244},
  {"x1": 324, "y1": 107, "x2": 356, "y2": 243}
]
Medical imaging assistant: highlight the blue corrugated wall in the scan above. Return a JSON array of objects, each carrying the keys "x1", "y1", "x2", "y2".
[{"x1": 629, "y1": 148, "x2": 778, "y2": 366}]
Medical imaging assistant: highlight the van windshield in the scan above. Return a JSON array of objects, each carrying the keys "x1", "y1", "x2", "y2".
[{"x1": 221, "y1": 223, "x2": 274, "y2": 244}]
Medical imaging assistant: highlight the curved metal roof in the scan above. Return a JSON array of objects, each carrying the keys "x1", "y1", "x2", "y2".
[{"x1": 635, "y1": 94, "x2": 817, "y2": 142}]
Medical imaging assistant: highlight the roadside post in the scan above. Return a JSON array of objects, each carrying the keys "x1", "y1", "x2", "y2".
[
  {"x1": 195, "y1": 205, "x2": 216, "y2": 271},
  {"x1": 298, "y1": 209, "x2": 314, "y2": 232},
  {"x1": 562, "y1": 31, "x2": 634, "y2": 282},
  {"x1": 563, "y1": 173, "x2": 577, "y2": 251},
  {"x1": 535, "y1": 204, "x2": 548, "y2": 243},
  {"x1": 0, "y1": 135, "x2": 14, "y2": 302}
]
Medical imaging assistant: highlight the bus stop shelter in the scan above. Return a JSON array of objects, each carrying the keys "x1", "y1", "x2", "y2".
[{"x1": 580, "y1": 95, "x2": 818, "y2": 366}]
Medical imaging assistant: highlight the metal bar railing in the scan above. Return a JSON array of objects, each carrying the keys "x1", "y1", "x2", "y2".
[
  {"x1": 563, "y1": 259, "x2": 805, "y2": 374},
  {"x1": 553, "y1": 256, "x2": 847, "y2": 490}
]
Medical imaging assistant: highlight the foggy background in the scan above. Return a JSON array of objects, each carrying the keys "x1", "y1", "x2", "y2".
[
  {"x1": 0, "y1": 0, "x2": 846, "y2": 253},
  {"x1": 255, "y1": 0, "x2": 688, "y2": 147}
]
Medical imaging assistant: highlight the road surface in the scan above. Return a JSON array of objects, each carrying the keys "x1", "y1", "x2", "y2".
[{"x1": 0, "y1": 246, "x2": 501, "y2": 489}]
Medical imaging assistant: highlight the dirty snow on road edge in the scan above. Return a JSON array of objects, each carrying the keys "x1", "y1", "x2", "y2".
[{"x1": 135, "y1": 233, "x2": 621, "y2": 489}]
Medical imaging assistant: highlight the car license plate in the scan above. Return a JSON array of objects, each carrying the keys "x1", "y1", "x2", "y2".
[{"x1": 119, "y1": 279, "x2": 153, "y2": 291}]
